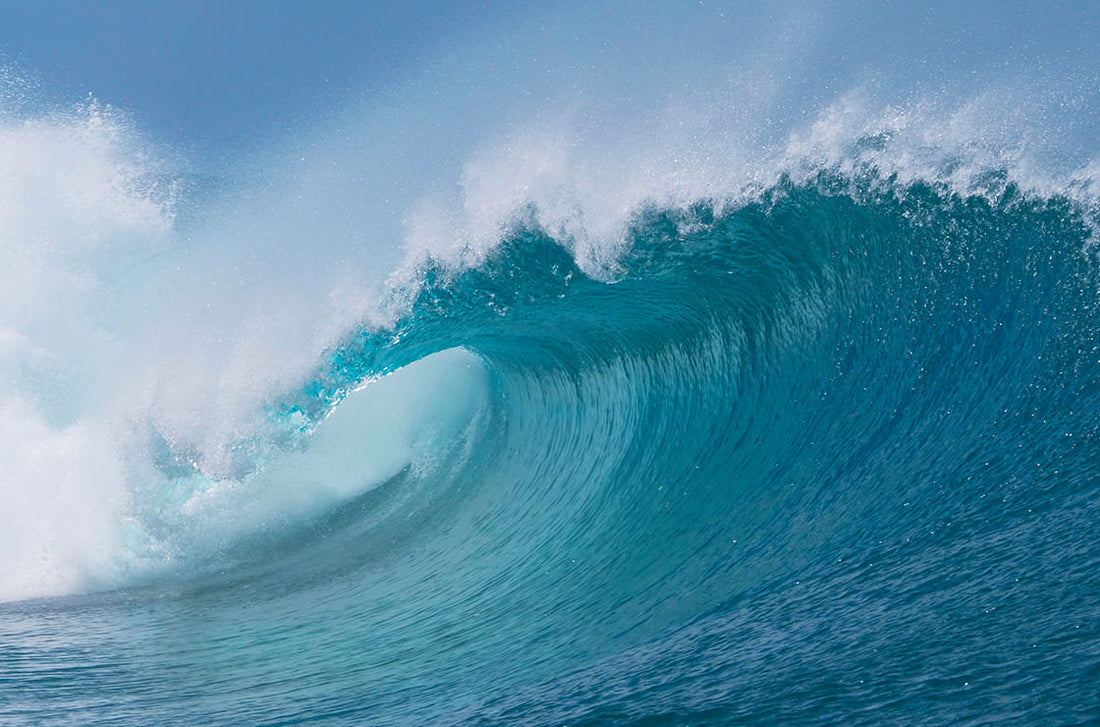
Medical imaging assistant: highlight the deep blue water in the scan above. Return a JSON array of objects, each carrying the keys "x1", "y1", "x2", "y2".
[{"x1": 3, "y1": 172, "x2": 1099, "y2": 724}]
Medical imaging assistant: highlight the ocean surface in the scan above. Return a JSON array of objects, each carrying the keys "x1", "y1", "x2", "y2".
[{"x1": 2, "y1": 2, "x2": 1099, "y2": 725}]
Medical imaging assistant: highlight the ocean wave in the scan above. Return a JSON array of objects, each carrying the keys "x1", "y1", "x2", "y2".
[{"x1": 2, "y1": 3, "x2": 1100, "y2": 722}]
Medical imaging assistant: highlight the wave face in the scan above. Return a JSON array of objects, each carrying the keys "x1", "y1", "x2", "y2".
[{"x1": 3, "y1": 2, "x2": 1100, "y2": 725}]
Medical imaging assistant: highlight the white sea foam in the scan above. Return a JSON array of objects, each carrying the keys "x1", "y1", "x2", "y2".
[{"x1": 0, "y1": 102, "x2": 173, "y2": 599}]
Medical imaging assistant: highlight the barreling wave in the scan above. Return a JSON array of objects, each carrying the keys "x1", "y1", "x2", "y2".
[
  {"x1": 124, "y1": 165, "x2": 1095, "y2": 567},
  {"x1": 5, "y1": 154, "x2": 1100, "y2": 723}
]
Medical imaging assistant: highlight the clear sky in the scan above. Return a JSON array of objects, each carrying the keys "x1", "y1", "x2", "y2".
[
  {"x1": 0, "y1": 0, "x2": 520, "y2": 154},
  {"x1": 3, "y1": 0, "x2": 1098, "y2": 161}
]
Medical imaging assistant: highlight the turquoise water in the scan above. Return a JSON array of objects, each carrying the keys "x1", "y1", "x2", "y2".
[{"x1": 3, "y1": 175, "x2": 1099, "y2": 724}]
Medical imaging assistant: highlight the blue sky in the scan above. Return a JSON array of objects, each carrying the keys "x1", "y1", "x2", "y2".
[
  {"x1": 0, "y1": 1, "x2": 520, "y2": 153},
  {"x1": 2, "y1": 0, "x2": 1097, "y2": 168}
]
